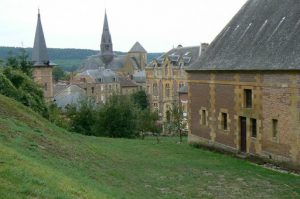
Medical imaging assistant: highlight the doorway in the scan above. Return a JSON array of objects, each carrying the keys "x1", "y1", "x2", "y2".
[{"x1": 240, "y1": 117, "x2": 247, "y2": 152}]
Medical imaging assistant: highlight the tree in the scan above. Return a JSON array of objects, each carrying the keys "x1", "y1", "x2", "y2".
[
  {"x1": 137, "y1": 108, "x2": 161, "y2": 142},
  {"x1": 66, "y1": 98, "x2": 97, "y2": 135},
  {"x1": 53, "y1": 66, "x2": 68, "y2": 82},
  {"x1": 131, "y1": 90, "x2": 149, "y2": 110},
  {"x1": 169, "y1": 102, "x2": 186, "y2": 143},
  {"x1": 92, "y1": 94, "x2": 138, "y2": 138}
]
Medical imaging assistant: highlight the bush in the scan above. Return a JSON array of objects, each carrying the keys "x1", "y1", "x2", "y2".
[
  {"x1": 1, "y1": 67, "x2": 48, "y2": 118},
  {"x1": 92, "y1": 94, "x2": 138, "y2": 138}
]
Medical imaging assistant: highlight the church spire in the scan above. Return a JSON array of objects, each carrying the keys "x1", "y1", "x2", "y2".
[
  {"x1": 32, "y1": 9, "x2": 52, "y2": 66},
  {"x1": 100, "y1": 10, "x2": 114, "y2": 66}
]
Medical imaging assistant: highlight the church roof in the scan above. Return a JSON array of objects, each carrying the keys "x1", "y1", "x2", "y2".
[
  {"x1": 189, "y1": 0, "x2": 300, "y2": 71},
  {"x1": 129, "y1": 42, "x2": 147, "y2": 53},
  {"x1": 32, "y1": 10, "x2": 55, "y2": 67}
]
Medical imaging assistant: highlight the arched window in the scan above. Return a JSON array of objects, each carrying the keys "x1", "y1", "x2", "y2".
[
  {"x1": 165, "y1": 83, "x2": 170, "y2": 97},
  {"x1": 153, "y1": 83, "x2": 158, "y2": 96}
]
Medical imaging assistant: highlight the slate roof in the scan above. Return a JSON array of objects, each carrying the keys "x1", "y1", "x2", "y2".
[
  {"x1": 54, "y1": 85, "x2": 86, "y2": 109},
  {"x1": 79, "y1": 54, "x2": 138, "y2": 72},
  {"x1": 129, "y1": 42, "x2": 147, "y2": 53},
  {"x1": 154, "y1": 45, "x2": 205, "y2": 67},
  {"x1": 32, "y1": 10, "x2": 55, "y2": 67},
  {"x1": 189, "y1": 0, "x2": 300, "y2": 71},
  {"x1": 78, "y1": 67, "x2": 118, "y2": 83},
  {"x1": 119, "y1": 77, "x2": 139, "y2": 88}
]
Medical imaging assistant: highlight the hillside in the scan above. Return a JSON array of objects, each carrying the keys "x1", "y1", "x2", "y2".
[
  {"x1": 0, "y1": 47, "x2": 162, "y2": 71},
  {"x1": 0, "y1": 94, "x2": 299, "y2": 198}
]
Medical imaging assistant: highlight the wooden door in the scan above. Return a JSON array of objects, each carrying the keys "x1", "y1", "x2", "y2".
[{"x1": 240, "y1": 117, "x2": 247, "y2": 152}]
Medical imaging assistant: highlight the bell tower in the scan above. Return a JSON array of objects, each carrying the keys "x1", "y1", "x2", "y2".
[
  {"x1": 32, "y1": 9, "x2": 55, "y2": 101},
  {"x1": 100, "y1": 10, "x2": 114, "y2": 67}
]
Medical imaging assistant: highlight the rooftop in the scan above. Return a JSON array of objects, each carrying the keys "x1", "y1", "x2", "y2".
[{"x1": 189, "y1": 0, "x2": 300, "y2": 71}]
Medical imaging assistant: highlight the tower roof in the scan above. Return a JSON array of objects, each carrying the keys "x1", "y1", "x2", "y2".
[
  {"x1": 100, "y1": 11, "x2": 114, "y2": 66},
  {"x1": 32, "y1": 10, "x2": 54, "y2": 67},
  {"x1": 129, "y1": 42, "x2": 147, "y2": 53},
  {"x1": 189, "y1": 0, "x2": 300, "y2": 71}
]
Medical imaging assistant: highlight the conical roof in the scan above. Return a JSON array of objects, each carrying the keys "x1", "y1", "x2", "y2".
[
  {"x1": 129, "y1": 42, "x2": 147, "y2": 53},
  {"x1": 32, "y1": 10, "x2": 53, "y2": 67}
]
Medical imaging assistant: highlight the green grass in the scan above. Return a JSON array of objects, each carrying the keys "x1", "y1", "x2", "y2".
[{"x1": 0, "y1": 94, "x2": 299, "y2": 199}]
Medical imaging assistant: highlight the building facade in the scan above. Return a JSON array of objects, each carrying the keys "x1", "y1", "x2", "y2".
[
  {"x1": 187, "y1": 0, "x2": 300, "y2": 165},
  {"x1": 71, "y1": 68, "x2": 120, "y2": 104},
  {"x1": 146, "y1": 44, "x2": 208, "y2": 131}
]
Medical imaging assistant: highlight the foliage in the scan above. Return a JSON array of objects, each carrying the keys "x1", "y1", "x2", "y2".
[
  {"x1": 167, "y1": 102, "x2": 187, "y2": 142},
  {"x1": 137, "y1": 108, "x2": 161, "y2": 142},
  {"x1": 52, "y1": 66, "x2": 69, "y2": 82},
  {"x1": 6, "y1": 49, "x2": 32, "y2": 77},
  {"x1": 131, "y1": 90, "x2": 149, "y2": 110},
  {"x1": 48, "y1": 102, "x2": 70, "y2": 129},
  {"x1": 93, "y1": 94, "x2": 138, "y2": 138},
  {"x1": 66, "y1": 98, "x2": 97, "y2": 135},
  {"x1": 2, "y1": 67, "x2": 49, "y2": 117}
]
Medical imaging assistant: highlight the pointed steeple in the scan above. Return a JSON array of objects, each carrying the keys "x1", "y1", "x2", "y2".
[
  {"x1": 100, "y1": 10, "x2": 114, "y2": 66},
  {"x1": 32, "y1": 10, "x2": 53, "y2": 66}
]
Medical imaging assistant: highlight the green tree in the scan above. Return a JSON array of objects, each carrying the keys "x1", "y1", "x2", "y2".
[
  {"x1": 93, "y1": 94, "x2": 138, "y2": 138},
  {"x1": 66, "y1": 98, "x2": 97, "y2": 135},
  {"x1": 169, "y1": 102, "x2": 186, "y2": 143},
  {"x1": 53, "y1": 66, "x2": 68, "y2": 82},
  {"x1": 137, "y1": 108, "x2": 161, "y2": 141},
  {"x1": 131, "y1": 90, "x2": 149, "y2": 110}
]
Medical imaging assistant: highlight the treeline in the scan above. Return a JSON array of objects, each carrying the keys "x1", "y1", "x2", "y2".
[{"x1": 0, "y1": 47, "x2": 162, "y2": 64}]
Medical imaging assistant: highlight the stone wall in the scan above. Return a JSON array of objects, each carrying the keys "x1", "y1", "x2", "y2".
[{"x1": 188, "y1": 71, "x2": 300, "y2": 165}]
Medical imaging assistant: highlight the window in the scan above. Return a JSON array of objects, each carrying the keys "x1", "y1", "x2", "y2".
[
  {"x1": 44, "y1": 83, "x2": 47, "y2": 91},
  {"x1": 91, "y1": 87, "x2": 94, "y2": 94},
  {"x1": 165, "y1": 84, "x2": 170, "y2": 97},
  {"x1": 153, "y1": 103, "x2": 158, "y2": 110},
  {"x1": 179, "y1": 82, "x2": 184, "y2": 89},
  {"x1": 244, "y1": 89, "x2": 252, "y2": 108},
  {"x1": 201, "y1": 110, "x2": 207, "y2": 125},
  {"x1": 153, "y1": 83, "x2": 158, "y2": 96},
  {"x1": 272, "y1": 119, "x2": 278, "y2": 138},
  {"x1": 221, "y1": 113, "x2": 228, "y2": 130},
  {"x1": 251, "y1": 118, "x2": 257, "y2": 138}
]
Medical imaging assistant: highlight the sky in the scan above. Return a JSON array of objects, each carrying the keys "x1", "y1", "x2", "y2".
[{"x1": 0, "y1": 0, "x2": 248, "y2": 52}]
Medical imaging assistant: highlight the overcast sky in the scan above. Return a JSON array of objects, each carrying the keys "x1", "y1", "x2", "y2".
[{"x1": 0, "y1": 0, "x2": 248, "y2": 52}]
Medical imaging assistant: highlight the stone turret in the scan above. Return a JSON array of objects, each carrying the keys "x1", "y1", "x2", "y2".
[
  {"x1": 32, "y1": 9, "x2": 55, "y2": 100},
  {"x1": 100, "y1": 11, "x2": 114, "y2": 66}
]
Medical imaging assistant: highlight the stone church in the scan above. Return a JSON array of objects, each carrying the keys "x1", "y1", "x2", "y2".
[{"x1": 187, "y1": 0, "x2": 300, "y2": 165}]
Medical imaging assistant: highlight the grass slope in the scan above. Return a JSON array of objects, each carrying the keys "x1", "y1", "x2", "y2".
[{"x1": 0, "y1": 94, "x2": 299, "y2": 199}]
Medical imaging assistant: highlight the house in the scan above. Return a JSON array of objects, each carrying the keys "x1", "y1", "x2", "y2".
[
  {"x1": 186, "y1": 0, "x2": 300, "y2": 165},
  {"x1": 146, "y1": 44, "x2": 208, "y2": 132},
  {"x1": 71, "y1": 67, "x2": 119, "y2": 103}
]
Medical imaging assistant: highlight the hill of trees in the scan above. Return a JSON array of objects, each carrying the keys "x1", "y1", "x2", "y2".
[{"x1": 0, "y1": 47, "x2": 162, "y2": 71}]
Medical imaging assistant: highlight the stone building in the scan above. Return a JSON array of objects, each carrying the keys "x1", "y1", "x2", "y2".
[
  {"x1": 146, "y1": 44, "x2": 208, "y2": 130},
  {"x1": 71, "y1": 67, "x2": 119, "y2": 103},
  {"x1": 187, "y1": 0, "x2": 300, "y2": 165},
  {"x1": 32, "y1": 10, "x2": 55, "y2": 101}
]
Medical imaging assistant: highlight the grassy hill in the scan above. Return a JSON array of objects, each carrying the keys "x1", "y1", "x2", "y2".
[
  {"x1": 0, "y1": 94, "x2": 299, "y2": 198},
  {"x1": 0, "y1": 47, "x2": 162, "y2": 72}
]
